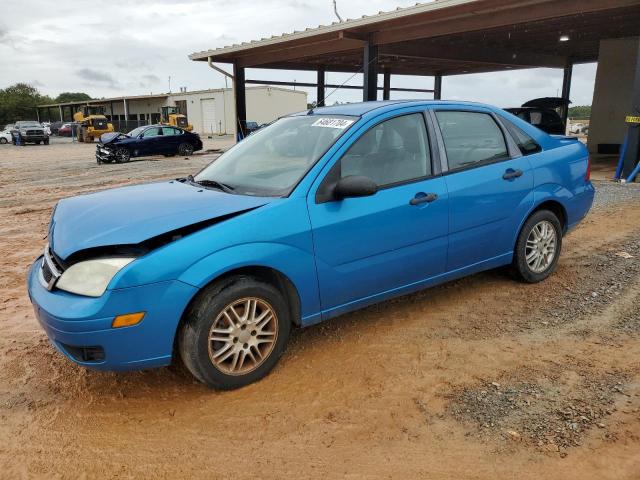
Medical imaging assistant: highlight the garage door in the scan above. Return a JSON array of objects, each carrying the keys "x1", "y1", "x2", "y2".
[{"x1": 201, "y1": 99, "x2": 217, "y2": 134}]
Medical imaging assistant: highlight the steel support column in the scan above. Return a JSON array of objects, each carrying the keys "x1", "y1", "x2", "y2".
[
  {"x1": 560, "y1": 61, "x2": 573, "y2": 128},
  {"x1": 233, "y1": 62, "x2": 247, "y2": 140},
  {"x1": 363, "y1": 36, "x2": 378, "y2": 102},
  {"x1": 317, "y1": 66, "x2": 326, "y2": 106},
  {"x1": 621, "y1": 42, "x2": 640, "y2": 178},
  {"x1": 383, "y1": 69, "x2": 391, "y2": 100},
  {"x1": 434, "y1": 75, "x2": 443, "y2": 100}
]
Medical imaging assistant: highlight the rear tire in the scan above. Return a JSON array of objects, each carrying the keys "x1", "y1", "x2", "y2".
[
  {"x1": 178, "y1": 142, "x2": 194, "y2": 157},
  {"x1": 512, "y1": 210, "x2": 562, "y2": 283},
  {"x1": 179, "y1": 276, "x2": 291, "y2": 390},
  {"x1": 0, "y1": 138, "x2": 7, "y2": 144}
]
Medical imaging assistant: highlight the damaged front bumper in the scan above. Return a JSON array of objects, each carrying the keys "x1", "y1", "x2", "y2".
[{"x1": 96, "y1": 144, "x2": 116, "y2": 162}]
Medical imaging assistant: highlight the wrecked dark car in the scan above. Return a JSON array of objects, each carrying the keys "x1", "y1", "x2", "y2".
[
  {"x1": 504, "y1": 97, "x2": 569, "y2": 135},
  {"x1": 96, "y1": 125, "x2": 203, "y2": 163}
]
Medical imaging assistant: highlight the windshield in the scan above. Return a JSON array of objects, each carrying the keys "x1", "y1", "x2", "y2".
[
  {"x1": 18, "y1": 122, "x2": 41, "y2": 128},
  {"x1": 128, "y1": 126, "x2": 145, "y2": 137},
  {"x1": 195, "y1": 115, "x2": 356, "y2": 196}
]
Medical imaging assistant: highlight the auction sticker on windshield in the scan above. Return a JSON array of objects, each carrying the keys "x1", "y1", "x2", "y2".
[{"x1": 312, "y1": 118, "x2": 355, "y2": 129}]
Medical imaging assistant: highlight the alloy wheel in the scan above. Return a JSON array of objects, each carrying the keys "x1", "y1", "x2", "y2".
[
  {"x1": 208, "y1": 297, "x2": 278, "y2": 375},
  {"x1": 525, "y1": 220, "x2": 557, "y2": 273}
]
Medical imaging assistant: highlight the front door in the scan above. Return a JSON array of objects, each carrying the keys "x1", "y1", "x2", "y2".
[
  {"x1": 138, "y1": 127, "x2": 163, "y2": 156},
  {"x1": 307, "y1": 112, "x2": 449, "y2": 318}
]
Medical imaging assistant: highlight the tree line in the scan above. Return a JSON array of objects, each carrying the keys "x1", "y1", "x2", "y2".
[{"x1": 0, "y1": 83, "x2": 92, "y2": 126}]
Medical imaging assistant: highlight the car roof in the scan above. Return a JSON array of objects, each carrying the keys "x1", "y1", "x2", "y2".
[{"x1": 300, "y1": 100, "x2": 499, "y2": 117}]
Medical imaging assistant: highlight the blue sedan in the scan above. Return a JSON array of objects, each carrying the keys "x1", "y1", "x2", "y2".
[{"x1": 27, "y1": 101, "x2": 594, "y2": 389}]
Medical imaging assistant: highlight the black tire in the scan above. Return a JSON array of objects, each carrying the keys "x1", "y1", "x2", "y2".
[
  {"x1": 512, "y1": 210, "x2": 562, "y2": 283},
  {"x1": 44, "y1": 138, "x2": 49, "y2": 145},
  {"x1": 179, "y1": 276, "x2": 291, "y2": 390},
  {"x1": 114, "y1": 147, "x2": 131, "y2": 163},
  {"x1": 163, "y1": 153, "x2": 176, "y2": 157},
  {"x1": 35, "y1": 140, "x2": 41, "y2": 145},
  {"x1": 0, "y1": 138, "x2": 7, "y2": 144},
  {"x1": 178, "y1": 142, "x2": 194, "y2": 157}
]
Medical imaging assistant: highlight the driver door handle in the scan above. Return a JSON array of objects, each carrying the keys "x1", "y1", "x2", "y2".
[
  {"x1": 503, "y1": 169, "x2": 523, "y2": 180},
  {"x1": 410, "y1": 193, "x2": 438, "y2": 206}
]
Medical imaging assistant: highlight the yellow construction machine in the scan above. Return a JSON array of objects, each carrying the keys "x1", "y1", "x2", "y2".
[
  {"x1": 161, "y1": 106, "x2": 193, "y2": 131},
  {"x1": 74, "y1": 106, "x2": 114, "y2": 142}
]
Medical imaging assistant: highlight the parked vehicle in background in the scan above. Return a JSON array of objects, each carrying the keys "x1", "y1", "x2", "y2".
[
  {"x1": 505, "y1": 97, "x2": 569, "y2": 135},
  {"x1": 41, "y1": 122, "x2": 52, "y2": 136},
  {"x1": 10, "y1": 121, "x2": 49, "y2": 145},
  {"x1": 568, "y1": 123, "x2": 586, "y2": 134},
  {"x1": 96, "y1": 125, "x2": 203, "y2": 163},
  {"x1": 245, "y1": 121, "x2": 264, "y2": 135},
  {"x1": 57, "y1": 123, "x2": 79, "y2": 137},
  {"x1": 0, "y1": 129, "x2": 11, "y2": 144},
  {"x1": 50, "y1": 121, "x2": 64, "y2": 135},
  {"x1": 28, "y1": 100, "x2": 594, "y2": 390},
  {"x1": 74, "y1": 106, "x2": 114, "y2": 143}
]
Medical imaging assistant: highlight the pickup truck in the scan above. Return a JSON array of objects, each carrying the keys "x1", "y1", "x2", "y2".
[{"x1": 11, "y1": 121, "x2": 50, "y2": 145}]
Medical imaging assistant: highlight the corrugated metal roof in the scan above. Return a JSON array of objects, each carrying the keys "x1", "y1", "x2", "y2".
[{"x1": 188, "y1": 0, "x2": 477, "y2": 60}]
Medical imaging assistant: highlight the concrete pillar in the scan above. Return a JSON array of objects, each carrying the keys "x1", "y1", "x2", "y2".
[
  {"x1": 123, "y1": 99, "x2": 128, "y2": 119},
  {"x1": 589, "y1": 36, "x2": 640, "y2": 177},
  {"x1": 363, "y1": 36, "x2": 378, "y2": 102},
  {"x1": 233, "y1": 63, "x2": 247, "y2": 140},
  {"x1": 383, "y1": 69, "x2": 391, "y2": 100},
  {"x1": 434, "y1": 75, "x2": 443, "y2": 100},
  {"x1": 317, "y1": 66, "x2": 326, "y2": 106},
  {"x1": 58, "y1": 105, "x2": 63, "y2": 122}
]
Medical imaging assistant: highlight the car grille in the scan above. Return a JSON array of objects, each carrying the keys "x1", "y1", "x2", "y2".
[
  {"x1": 26, "y1": 130, "x2": 43, "y2": 136},
  {"x1": 39, "y1": 245, "x2": 64, "y2": 291}
]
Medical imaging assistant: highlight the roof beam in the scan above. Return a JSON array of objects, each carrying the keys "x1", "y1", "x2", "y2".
[
  {"x1": 373, "y1": 0, "x2": 640, "y2": 45},
  {"x1": 380, "y1": 44, "x2": 567, "y2": 68}
]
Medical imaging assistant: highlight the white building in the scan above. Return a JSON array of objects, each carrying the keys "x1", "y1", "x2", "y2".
[{"x1": 38, "y1": 86, "x2": 308, "y2": 135}]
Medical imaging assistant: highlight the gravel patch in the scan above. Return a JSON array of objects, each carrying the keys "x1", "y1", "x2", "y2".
[
  {"x1": 592, "y1": 180, "x2": 640, "y2": 211},
  {"x1": 447, "y1": 370, "x2": 629, "y2": 454}
]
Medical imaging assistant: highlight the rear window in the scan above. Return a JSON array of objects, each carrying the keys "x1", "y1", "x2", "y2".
[{"x1": 502, "y1": 119, "x2": 542, "y2": 156}]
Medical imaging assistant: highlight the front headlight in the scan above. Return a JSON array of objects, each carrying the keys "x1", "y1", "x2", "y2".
[{"x1": 56, "y1": 257, "x2": 135, "y2": 297}]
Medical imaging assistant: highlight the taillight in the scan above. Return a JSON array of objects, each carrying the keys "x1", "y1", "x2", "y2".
[{"x1": 585, "y1": 155, "x2": 591, "y2": 181}]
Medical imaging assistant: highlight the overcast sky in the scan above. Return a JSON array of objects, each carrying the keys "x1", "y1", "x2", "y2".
[{"x1": 0, "y1": 0, "x2": 597, "y2": 107}]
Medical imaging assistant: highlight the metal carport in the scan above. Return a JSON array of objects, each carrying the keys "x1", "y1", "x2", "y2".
[{"x1": 190, "y1": 0, "x2": 640, "y2": 176}]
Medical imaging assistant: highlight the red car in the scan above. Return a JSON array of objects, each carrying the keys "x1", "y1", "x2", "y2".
[{"x1": 57, "y1": 124, "x2": 72, "y2": 137}]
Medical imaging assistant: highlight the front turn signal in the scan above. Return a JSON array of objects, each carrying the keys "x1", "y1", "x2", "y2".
[{"x1": 112, "y1": 312, "x2": 145, "y2": 328}]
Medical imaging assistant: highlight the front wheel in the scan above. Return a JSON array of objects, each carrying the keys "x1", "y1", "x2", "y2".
[
  {"x1": 114, "y1": 147, "x2": 130, "y2": 163},
  {"x1": 178, "y1": 142, "x2": 194, "y2": 157},
  {"x1": 512, "y1": 210, "x2": 562, "y2": 283},
  {"x1": 0, "y1": 138, "x2": 7, "y2": 144},
  {"x1": 179, "y1": 277, "x2": 291, "y2": 390}
]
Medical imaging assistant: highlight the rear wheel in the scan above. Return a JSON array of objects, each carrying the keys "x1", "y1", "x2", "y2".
[
  {"x1": 114, "y1": 147, "x2": 130, "y2": 163},
  {"x1": 179, "y1": 277, "x2": 291, "y2": 390},
  {"x1": 0, "y1": 138, "x2": 7, "y2": 144},
  {"x1": 178, "y1": 142, "x2": 194, "y2": 157},
  {"x1": 512, "y1": 210, "x2": 562, "y2": 283}
]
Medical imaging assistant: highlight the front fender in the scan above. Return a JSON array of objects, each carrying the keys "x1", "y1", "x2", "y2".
[{"x1": 178, "y1": 242, "x2": 321, "y2": 325}]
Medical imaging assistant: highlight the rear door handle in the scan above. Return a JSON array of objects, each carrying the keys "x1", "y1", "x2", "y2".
[
  {"x1": 503, "y1": 169, "x2": 523, "y2": 180},
  {"x1": 410, "y1": 193, "x2": 438, "y2": 206}
]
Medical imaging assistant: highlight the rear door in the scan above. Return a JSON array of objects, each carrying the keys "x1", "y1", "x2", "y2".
[
  {"x1": 307, "y1": 111, "x2": 449, "y2": 317},
  {"x1": 431, "y1": 107, "x2": 534, "y2": 271}
]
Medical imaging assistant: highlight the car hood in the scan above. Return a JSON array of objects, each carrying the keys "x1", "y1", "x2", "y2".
[
  {"x1": 99, "y1": 132, "x2": 128, "y2": 144},
  {"x1": 49, "y1": 181, "x2": 273, "y2": 260}
]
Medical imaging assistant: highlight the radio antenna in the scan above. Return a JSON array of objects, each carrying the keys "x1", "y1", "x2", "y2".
[{"x1": 332, "y1": 0, "x2": 343, "y2": 22}]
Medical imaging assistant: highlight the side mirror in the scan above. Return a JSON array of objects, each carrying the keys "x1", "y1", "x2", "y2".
[{"x1": 334, "y1": 175, "x2": 378, "y2": 200}]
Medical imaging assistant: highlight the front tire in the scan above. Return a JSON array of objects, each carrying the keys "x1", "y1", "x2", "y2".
[
  {"x1": 114, "y1": 147, "x2": 130, "y2": 163},
  {"x1": 0, "y1": 138, "x2": 7, "y2": 144},
  {"x1": 179, "y1": 277, "x2": 291, "y2": 390},
  {"x1": 512, "y1": 210, "x2": 562, "y2": 283}
]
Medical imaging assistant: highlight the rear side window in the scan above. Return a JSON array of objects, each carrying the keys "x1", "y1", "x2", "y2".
[
  {"x1": 435, "y1": 111, "x2": 509, "y2": 170},
  {"x1": 502, "y1": 119, "x2": 542, "y2": 156},
  {"x1": 162, "y1": 127, "x2": 181, "y2": 136}
]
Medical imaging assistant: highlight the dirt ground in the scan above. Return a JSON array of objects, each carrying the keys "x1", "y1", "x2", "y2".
[{"x1": 1, "y1": 139, "x2": 639, "y2": 479}]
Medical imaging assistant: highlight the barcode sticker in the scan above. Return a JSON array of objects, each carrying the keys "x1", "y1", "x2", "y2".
[{"x1": 311, "y1": 118, "x2": 355, "y2": 129}]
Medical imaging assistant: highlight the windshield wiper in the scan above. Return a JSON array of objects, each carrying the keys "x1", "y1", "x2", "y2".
[{"x1": 187, "y1": 175, "x2": 235, "y2": 193}]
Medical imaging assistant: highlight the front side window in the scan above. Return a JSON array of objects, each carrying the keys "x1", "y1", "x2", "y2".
[
  {"x1": 142, "y1": 128, "x2": 161, "y2": 138},
  {"x1": 195, "y1": 115, "x2": 356, "y2": 196},
  {"x1": 339, "y1": 113, "x2": 431, "y2": 186},
  {"x1": 435, "y1": 111, "x2": 509, "y2": 170}
]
